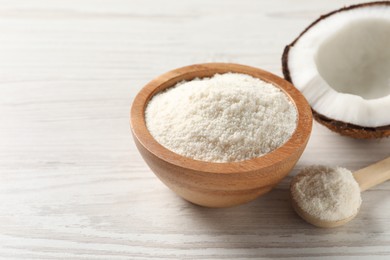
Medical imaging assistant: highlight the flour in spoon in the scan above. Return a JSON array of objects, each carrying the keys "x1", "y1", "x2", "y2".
[{"x1": 291, "y1": 165, "x2": 362, "y2": 222}]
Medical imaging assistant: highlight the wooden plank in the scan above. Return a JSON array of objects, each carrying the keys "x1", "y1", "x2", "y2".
[{"x1": 0, "y1": 0, "x2": 389, "y2": 258}]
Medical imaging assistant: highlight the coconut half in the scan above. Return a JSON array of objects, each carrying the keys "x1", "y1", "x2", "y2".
[{"x1": 282, "y1": 1, "x2": 390, "y2": 138}]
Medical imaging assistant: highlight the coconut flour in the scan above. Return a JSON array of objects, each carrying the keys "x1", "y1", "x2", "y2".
[
  {"x1": 291, "y1": 165, "x2": 362, "y2": 222},
  {"x1": 145, "y1": 73, "x2": 297, "y2": 162}
]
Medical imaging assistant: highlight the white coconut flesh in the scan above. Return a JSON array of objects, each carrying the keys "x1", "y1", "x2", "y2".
[{"x1": 287, "y1": 6, "x2": 390, "y2": 127}]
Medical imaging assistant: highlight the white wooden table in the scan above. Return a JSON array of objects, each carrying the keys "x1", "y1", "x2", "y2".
[{"x1": 1, "y1": 0, "x2": 389, "y2": 258}]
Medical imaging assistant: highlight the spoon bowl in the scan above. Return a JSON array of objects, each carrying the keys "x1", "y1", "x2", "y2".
[
  {"x1": 290, "y1": 192, "x2": 359, "y2": 228},
  {"x1": 290, "y1": 157, "x2": 390, "y2": 227}
]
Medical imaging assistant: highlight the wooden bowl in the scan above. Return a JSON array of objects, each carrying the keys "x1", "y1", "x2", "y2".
[{"x1": 131, "y1": 63, "x2": 312, "y2": 207}]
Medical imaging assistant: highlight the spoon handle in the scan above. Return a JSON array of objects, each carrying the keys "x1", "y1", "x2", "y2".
[{"x1": 353, "y1": 157, "x2": 390, "y2": 192}]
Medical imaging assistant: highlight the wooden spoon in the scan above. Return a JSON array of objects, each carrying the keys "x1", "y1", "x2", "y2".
[{"x1": 291, "y1": 157, "x2": 390, "y2": 228}]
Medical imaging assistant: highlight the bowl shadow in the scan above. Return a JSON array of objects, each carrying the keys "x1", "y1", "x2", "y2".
[{"x1": 183, "y1": 178, "x2": 305, "y2": 232}]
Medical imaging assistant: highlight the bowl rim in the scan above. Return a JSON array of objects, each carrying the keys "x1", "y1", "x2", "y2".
[{"x1": 130, "y1": 63, "x2": 312, "y2": 174}]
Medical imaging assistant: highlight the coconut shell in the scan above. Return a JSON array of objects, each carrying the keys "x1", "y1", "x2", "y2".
[
  {"x1": 282, "y1": 1, "x2": 390, "y2": 139},
  {"x1": 313, "y1": 110, "x2": 390, "y2": 139}
]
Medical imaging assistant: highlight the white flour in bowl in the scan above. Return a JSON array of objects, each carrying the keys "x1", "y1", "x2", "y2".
[{"x1": 145, "y1": 73, "x2": 297, "y2": 162}]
